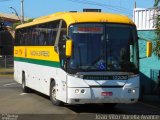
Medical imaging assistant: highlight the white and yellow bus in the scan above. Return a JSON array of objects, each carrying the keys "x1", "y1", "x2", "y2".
[{"x1": 14, "y1": 10, "x2": 152, "y2": 106}]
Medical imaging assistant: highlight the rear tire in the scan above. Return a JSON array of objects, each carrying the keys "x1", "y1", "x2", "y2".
[
  {"x1": 50, "y1": 81, "x2": 63, "y2": 106},
  {"x1": 22, "y1": 72, "x2": 31, "y2": 93}
]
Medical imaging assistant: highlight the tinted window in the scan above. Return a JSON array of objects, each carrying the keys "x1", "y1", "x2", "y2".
[{"x1": 15, "y1": 20, "x2": 67, "y2": 46}]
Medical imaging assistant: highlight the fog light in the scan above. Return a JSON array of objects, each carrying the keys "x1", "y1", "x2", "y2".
[
  {"x1": 128, "y1": 89, "x2": 132, "y2": 93},
  {"x1": 75, "y1": 89, "x2": 79, "y2": 94},
  {"x1": 81, "y1": 89, "x2": 85, "y2": 93}
]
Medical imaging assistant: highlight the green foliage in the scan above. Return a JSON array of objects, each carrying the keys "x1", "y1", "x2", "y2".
[
  {"x1": 154, "y1": 0, "x2": 160, "y2": 7},
  {"x1": 153, "y1": 0, "x2": 160, "y2": 57},
  {"x1": 12, "y1": 22, "x2": 21, "y2": 30},
  {"x1": 26, "y1": 18, "x2": 34, "y2": 23},
  {"x1": 0, "y1": 18, "x2": 4, "y2": 31},
  {"x1": 12, "y1": 18, "x2": 34, "y2": 30}
]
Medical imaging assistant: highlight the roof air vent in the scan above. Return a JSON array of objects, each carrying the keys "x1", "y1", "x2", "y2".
[
  {"x1": 69, "y1": 11, "x2": 77, "y2": 13},
  {"x1": 83, "y1": 9, "x2": 101, "y2": 12}
]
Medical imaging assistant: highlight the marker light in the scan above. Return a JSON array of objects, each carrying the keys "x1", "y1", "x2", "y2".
[
  {"x1": 75, "y1": 89, "x2": 79, "y2": 94},
  {"x1": 128, "y1": 89, "x2": 132, "y2": 93},
  {"x1": 81, "y1": 89, "x2": 85, "y2": 94}
]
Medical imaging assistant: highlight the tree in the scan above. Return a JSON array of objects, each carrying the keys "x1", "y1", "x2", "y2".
[
  {"x1": 12, "y1": 18, "x2": 34, "y2": 30},
  {"x1": 154, "y1": 0, "x2": 160, "y2": 57},
  {"x1": 0, "y1": 19, "x2": 4, "y2": 31},
  {"x1": 154, "y1": 0, "x2": 160, "y2": 7}
]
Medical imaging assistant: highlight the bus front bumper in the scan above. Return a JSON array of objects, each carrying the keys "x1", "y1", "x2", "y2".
[{"x1": 67, "y1": 87, "x2": 139, "y2": 104}]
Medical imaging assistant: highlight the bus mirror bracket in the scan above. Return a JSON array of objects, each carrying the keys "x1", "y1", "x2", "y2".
[{"x1": 66, "y1": 40, "x2": 73, "y2": 57}]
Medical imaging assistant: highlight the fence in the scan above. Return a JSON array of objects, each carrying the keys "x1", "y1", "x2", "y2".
[{"x1": 0, "y1": 55, "x2": 13, "y2": 74}]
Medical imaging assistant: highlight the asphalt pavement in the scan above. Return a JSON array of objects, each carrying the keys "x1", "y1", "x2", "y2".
[{"x1": 0, "y1": 76, "x2": 160, "y2": 120}]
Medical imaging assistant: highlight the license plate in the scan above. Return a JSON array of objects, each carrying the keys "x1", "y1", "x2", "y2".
[{"x1": 101, "y1": 92, "x2": 113, "y2": 96}]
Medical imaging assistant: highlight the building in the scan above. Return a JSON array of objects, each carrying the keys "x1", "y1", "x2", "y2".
[
  {"x1": 0, "y1": 12, "x2": 20, "y2": 28},
  {"x1": 133, "y1": 7, "x2": 160, "y2": 101},
  {"x1": 0, "y1": 12, "x2": 20, "y2": 56}
]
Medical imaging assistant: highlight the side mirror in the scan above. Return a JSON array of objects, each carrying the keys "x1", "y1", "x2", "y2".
[
  {"x1": 146, "y1": 41, "x2": 152, "y2": 57},
  {"x1": 66, "y1": 40, "x2": 73, "y2": 57}
]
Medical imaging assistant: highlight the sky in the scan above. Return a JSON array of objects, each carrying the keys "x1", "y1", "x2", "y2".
[{"x1": 0, "y1": 0, "x2": 156, "y2": 19}]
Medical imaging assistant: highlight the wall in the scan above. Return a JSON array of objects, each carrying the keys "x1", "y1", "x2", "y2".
[
  {"x1": 133, "y1": 7, "x2": 160, "y2": 96},
  {"x1": 133, "y1": 8, "x2": 157, "y2": 30},
  {"x1": 138, "y1": 30, "x2": 160, "y2": 95}
]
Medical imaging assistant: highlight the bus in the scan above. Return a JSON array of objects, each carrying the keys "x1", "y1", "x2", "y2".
[{"x1": 14, "y1": 10, "x2": 152, "y2": 106}]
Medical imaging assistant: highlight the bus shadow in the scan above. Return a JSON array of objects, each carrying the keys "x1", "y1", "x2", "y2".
[
  {"x1": 30, "y1": 89, "x2": 50, "y2": 100},
  {"x1": 29, "y1": 90, "x2": 160, "y2": 115},
  {"x1": 65, "y1": 104, "x2": 124, "y2": 114},
  {"x1": 31, "y1": 90, "x2": 124, "y2": 113},
  {"x1": 65, "y1": 103, "x2": 160, "y2": 115}
]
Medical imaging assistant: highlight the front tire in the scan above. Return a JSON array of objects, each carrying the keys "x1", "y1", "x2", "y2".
[{"x1": 50, "y1": 81, "x2": 63, "y2": 106}]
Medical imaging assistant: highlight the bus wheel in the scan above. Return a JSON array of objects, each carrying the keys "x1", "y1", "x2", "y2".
[
  {"x1": 22, "y1": 72, "x2": 31, "y2": 93},
  {"x1": 50, "y1": 82, "x2": 63, "y2": 106}
]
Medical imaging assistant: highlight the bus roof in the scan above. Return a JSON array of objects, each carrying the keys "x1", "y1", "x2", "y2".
[{"x1": 16, "y1": 12, "x2": 135, "y2": 29}]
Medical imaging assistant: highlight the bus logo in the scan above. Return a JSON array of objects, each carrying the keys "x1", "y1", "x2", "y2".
[{"x1": 19, "y1": 49, "x2": 23, "y2": 56}]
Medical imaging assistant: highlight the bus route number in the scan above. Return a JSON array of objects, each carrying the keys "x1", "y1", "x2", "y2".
[{"x1": 113, "y1": 75, "x2": 128, "y2": 80}]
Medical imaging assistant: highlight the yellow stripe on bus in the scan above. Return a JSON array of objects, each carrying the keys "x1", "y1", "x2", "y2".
[{"x1": 14, "y1": 46, "x2": 60, "y2": 62}]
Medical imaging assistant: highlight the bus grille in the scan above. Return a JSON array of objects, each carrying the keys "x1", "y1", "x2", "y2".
[
  {"x1": 83, "y1": 75, "x2": 128, "y2": 80},
  {"x1": 83, "y1": 75, "x2": 113, "y2": 80}
]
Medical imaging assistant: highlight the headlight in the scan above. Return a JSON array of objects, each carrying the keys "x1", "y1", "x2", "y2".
[
  {"x1": 132, "y1": 89, "x2": 136, "y2": 93},
  {"x1": 75, "y1": 89, "x2": 79, "y2": 94}
]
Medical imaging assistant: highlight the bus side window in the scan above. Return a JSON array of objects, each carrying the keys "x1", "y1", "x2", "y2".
[
  {"x1": 21, "y1": 29, "x2": 26, "y2": 45},
  {"x1": 48, "y1": 21, "x2": 59, "y2": 45},
  {"x1": 27, "y1": 27, "x2": 32, "y2": 45},
  {"x1": 15, "y1": 30, "x2": 20, "y2": 45},
  {"x1": 59, "y1": 21, "x2": 67, "y2": 46},
  {"x1": 48, "y1": 29, "x2": 53, "y2": 45},
  {"x1": 60, "y1": 29, "x2": 67, "y2": 41},
  {"x1": 58, "y1": 20, "x2": 67, "y2": 44},
  {"x1": 39, "y1": 30, "x2": 45, "y2": 45},
  {"x1": 31, "y1": 28, "x2": 36, "y2": 46},
  {"x1": 30, "y1": 27, "x2": 35, "y2": 46},
  {"x1": 36, "y1": 28, "x2": 40, "y2": 45},
  {"x1": 58, "y1": 21, "x2": 67, "y2": 69},
  {"x1": 24, "y1": 29, "x2": 28, "y2": 45},
  {"x1": 19, "y1": 30, "x2": 22, "y2": 45}
]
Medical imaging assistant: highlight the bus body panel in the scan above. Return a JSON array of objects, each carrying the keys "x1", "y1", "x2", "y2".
[
  {"x1": 16, "y1": 12, "x2": 135, "y2": 29},
  {"x1": 67, "y1": 88, "x2": 139, "y2": 104},
  {"x1": 55, "y1": 69, "x2": 68, "y2": 103},
  {"x1": 14, "y1": 61, "x2": 57, "y2": 95},
  {"x1": 14, "y1": 61, "x2": 68, "y2": 103}
]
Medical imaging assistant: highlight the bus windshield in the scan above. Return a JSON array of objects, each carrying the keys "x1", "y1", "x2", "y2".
[{"x1": 68, "y1": 23, "x2": 139, "y2": 73}]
